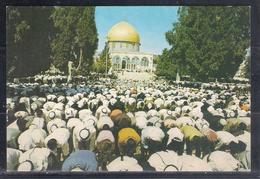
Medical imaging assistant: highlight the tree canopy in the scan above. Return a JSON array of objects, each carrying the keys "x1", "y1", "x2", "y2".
[
  {"x1": 51, "y1": 7, "x2": 98, "y2": 75},
  {"x1": 6, "y1": 7, "x2": 54, "y2": 79},
  {"x1": 156, "y1": 6, "x2": 250, "y2": 82},
  {"x1": 92, "y1": 44, "x2": 111, "y2": 74},
  {"x1": 6, "y1": 6, "x2": 98, "y2": 79}
]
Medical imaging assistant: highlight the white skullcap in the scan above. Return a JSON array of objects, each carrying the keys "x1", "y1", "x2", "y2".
[
  {"x1": 48, "y1": 111, "x2": 56, "y2": 119},
  {"x1": 79, "y1": 129, "x2": 90, "y2": 140}
]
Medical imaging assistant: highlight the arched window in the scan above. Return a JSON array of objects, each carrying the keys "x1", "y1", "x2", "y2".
[
  {"x1": 112, "y1": 56, "x2": 117, "y2": 63},
  {"x1": 145, "y1": 59, "x2": 149, "y2": 66},
  {"x1": 112, "y1": 56, "x2": 121, "y2": 70},
  {"x1": 141, "y1": 57, "x2": 149, "y2": 66},
  {"x1": 131, "y1": 57, "x2": 139, "y2": 70},
  {"x1": 122, "y1": 56, "x2": 130, "y2": 69},
  {"x1": 116, "y1": 56, "x2": 121, "y2": 64}
]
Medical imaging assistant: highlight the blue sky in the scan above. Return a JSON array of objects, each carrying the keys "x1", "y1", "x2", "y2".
[{"x1": 95, "y1": 6, "x2": 179, "y2": 55}]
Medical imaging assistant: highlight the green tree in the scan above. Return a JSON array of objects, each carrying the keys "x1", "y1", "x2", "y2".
[
  {"x1": 158, "y1": 6, "x2": 250, "y2": 82},
  {"x1": 156, "y1": 48, "x2": 177, "y2": 80},
  {"x1": 92, "y1": 44, "x2": 111, "y2": 73},
  {"x1": 6, "y1": 7, "x2": 54, "y2": 79},
  {"x1": 51, "y1": 7, "x2": 98, "y2": 75}
]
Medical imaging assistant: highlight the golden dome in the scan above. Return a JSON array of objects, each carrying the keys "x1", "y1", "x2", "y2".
[{"x1": 107, "y1": 21, "x2": 140, "y2": 44}]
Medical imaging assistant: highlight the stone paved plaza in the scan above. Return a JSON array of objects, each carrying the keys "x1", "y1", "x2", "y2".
[{"x1": 116, "y1": 71, "x2": 155, "y2": 81}]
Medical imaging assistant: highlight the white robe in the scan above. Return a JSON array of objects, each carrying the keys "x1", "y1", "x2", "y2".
[
  {"x1": 72, "y1": 125, "x2": 96, "y2": 151},
  {"x1": 44, "y1": 128, "x2": 70, "y2": 157},
  {"x1": 205, "y1": 151, "x2": 239, "y2": 171},
  {"x1": 148, "y1": 150, "x2": 180, "y2": 171},
  {"x1": 47, "y1": 118, "x2": 66, "y2": 133},
  {"x1": 179, "y1": 154, "x2": 212, "y2": 171},
  {"x1": 141, "y1": 126, "x2": 165, "y2": 146},
  {"x1": 7, "y1": 148, "x2": 23, "y2": 171},
  {"x1": 107, "y1": 156, "x2": 143, "y2": 171},
  {"x1": 18, "y1": 147, "x2": 51, "y2": 171},
  {"x1": 18, "y1": 128, "x2": 47, "y2": 151},
  {"x1": 167, "y1": 127, "x2": 184, "y2": 145},
  {"x1": 97, "y1": 116, "x2": 114, "y2": 130},
  {"x1": 215, "y1": 131, "x2": 239, "y2": 149}
]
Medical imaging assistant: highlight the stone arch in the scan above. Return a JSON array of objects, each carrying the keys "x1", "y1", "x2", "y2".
[
  {"x1": 141, "y1": 57, "x2": 149, "y2": 67},
  {"x1": 122, "y1": 56, "x2": 130, "y2": 69},
  {"x1": 131, "y1": 56, "x2": 139, "y2": 71},
  {"x1": 112, "y1": 56, "x2": 121, "y2": 70}
]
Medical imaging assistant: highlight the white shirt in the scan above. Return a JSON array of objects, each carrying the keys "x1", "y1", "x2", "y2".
[
  {"x1": 135, "y1": 116, "x2": 147, "y2": 129},
  {"x1": 64, "y1": 107, "x2": 78, "y2": 119},
  {"x1": 107, "y1": 156, "x2": 143, "y2": 171},
  {"x1": 95, "y1": 105, "x2": 111, "y2": 119},
  {"x1": 167, "y1": 127, "x2": 184, "y2": 145},
  {"x1": 195, "y1": 118, "x2": 210, "y2": 131},
  {"x1": 148, "y1": 150, "x2": 180, "y2": 171},
  {"x1": 7, "y1": 120, "x2": 20, "y2": 146},
  {"x1": 175, "y1": 116, "x2": 195, "y2": 127},
  {"x1": 237, "y1": 131, "x2": 250, "y2": 151},
  {"x1": 97, "y1": 116, "x2": 114, "y2": 130},
  {"x1": 147, "y1": 109, "x2": 159, "y2": 118},
  {"x1": 78, "y1": 109, "x2": 93, "y2": 120},
  {"x1": 154, "y1": 98, "x2": 164, "y2": 109},
  {"x1": 81, "y1": 115, "x2": 98, "y2": 127},
  {"x1": 135, "y1": 111, "x2": 147, "y2": 118},
  {"x1": 19, "y1": 147, "x2": 51, "y2": 171},
  {"x1": 43, "y1": 101, "x2": 56, "y2": 111},
  {"x1": 206, "y1": 151, "x2": 239, "y2": 171},
  {"x1": 96, "y1": 130, "x2": 115, "y2": 144},
  {"x1": 141, "y1": 126, "x2": 165, "y2": 144},
  {"x1": 44, "y1": 128, "x2": 70, "y2": 146},
  {"x1": 7, "y1": 148, "x2": 23, "y2": 171},
  {"x1": 179, "y1": 154, "x2": 212, "y2": 171},
  {"x1": 67, "y1": 118, "x2": 83, "y2": 130},
  {"x1": 47, "y1": 118, "x2": 66, "y2": 133},
  {"x1": 216, "y1": 131, "x2": 239, "y2": 149},
  {"x1": 73, "y1": 124, "x2": 96, "y2": 142},
  {"x1": 31, "y1": 117, "x2": 45, "y2": 129},
  {"x1": 18, "y1": 128, "x2": 47, "y2": 151}
]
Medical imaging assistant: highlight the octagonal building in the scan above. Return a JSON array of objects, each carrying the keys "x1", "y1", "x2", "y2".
[{"x1": 107, "y1": 21, "x2": 155, "y2": 72}]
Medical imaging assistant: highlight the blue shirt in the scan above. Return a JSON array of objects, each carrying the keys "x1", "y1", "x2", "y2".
[{"x1": 62, "y1": 150, "x2": 97, "y2": 171}]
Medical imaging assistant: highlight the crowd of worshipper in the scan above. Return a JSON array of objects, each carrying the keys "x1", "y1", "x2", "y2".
[{"x1": 6, "y1": 76, "x2": 251, "y2": 172}]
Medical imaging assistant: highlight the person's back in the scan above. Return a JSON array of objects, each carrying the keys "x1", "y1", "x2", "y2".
[{"x1": 62, "y1": 150, "x2": 97, "y2": 171}]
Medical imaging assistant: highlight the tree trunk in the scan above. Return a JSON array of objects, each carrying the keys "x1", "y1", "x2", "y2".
[{"x1": 76, "y1": 47, "x2": 83, "y2": 71}]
